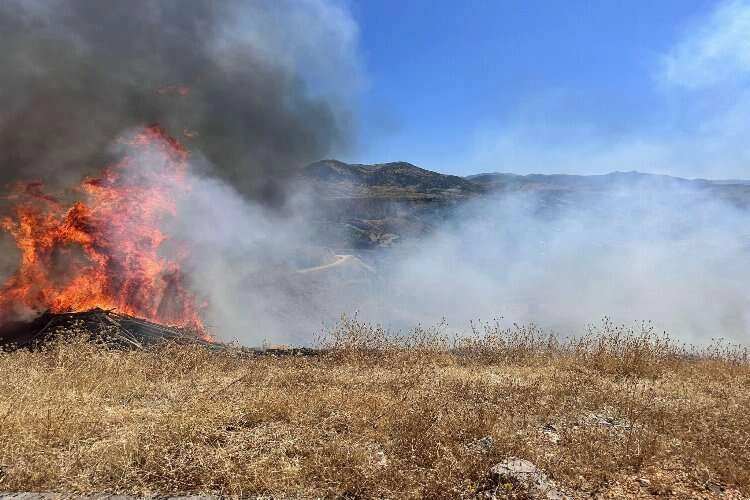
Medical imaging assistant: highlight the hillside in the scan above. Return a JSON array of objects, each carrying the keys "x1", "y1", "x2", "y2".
[
  {"x1": 468, "y1": 171, "x2": 750, "y2": 208},
  {"x1": 299, "y1": 161, "x2": 750, "y2": 250},
  {"x1": 303, "y1": 159, "x2": 482, "y2": 200},
  {"x1": 299, "y1": 160, "x2": 485, "y2": 250}
]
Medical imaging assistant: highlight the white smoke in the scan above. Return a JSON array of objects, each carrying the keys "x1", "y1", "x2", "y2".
[
  {"x1": 368, "y1": 182, "x2": 750, "y2": 344},
  {"x1": 170, "y1": 168, "x2": 750, "y2": 346}
]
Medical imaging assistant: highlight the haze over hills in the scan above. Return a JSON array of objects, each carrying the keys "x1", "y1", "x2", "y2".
[
  {"x1": 300, "y1": 160, "x2": 483, "y2": 250},
  {"x1": 300, "y1": 159, "x2": 750, "y2": 249},
  {"x1": 306, "y1": 159, "x2": 750, "y2": 199},
  {"x1": 280, "y1": 158, "x2": 750, "y2": 345},
  {"x1": 468, "y1": 170, "x2": 750, "y2": 190}
]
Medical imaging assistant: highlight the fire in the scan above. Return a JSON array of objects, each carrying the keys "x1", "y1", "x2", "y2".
[{"x1": 0, "y1": 125, "x2": 207, "y2": 336}]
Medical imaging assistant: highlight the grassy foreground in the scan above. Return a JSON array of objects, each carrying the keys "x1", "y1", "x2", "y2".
[{"x1": 0, "y1": 318, "x2": 748, "y2": 499}]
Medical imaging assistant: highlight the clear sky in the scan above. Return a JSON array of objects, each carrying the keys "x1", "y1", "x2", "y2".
[{"x1": 338, "y1": 0, "x2": 750, "y2": 179}]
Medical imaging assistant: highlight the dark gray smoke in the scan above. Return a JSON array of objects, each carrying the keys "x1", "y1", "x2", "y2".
[{"x1": 0, "y1": 0, "x2": 358, "y2": 202}]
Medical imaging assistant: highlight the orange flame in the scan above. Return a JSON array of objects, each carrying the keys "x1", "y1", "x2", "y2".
[{"x1": 0, "y1": 125, "x2": 208, "y2": 337}]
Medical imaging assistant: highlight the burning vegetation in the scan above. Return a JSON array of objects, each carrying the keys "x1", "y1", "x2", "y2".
[{"x1": 0, "y1": 126, "x2": 207, "y2": 337}]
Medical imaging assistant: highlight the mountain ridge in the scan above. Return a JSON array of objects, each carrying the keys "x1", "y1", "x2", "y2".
[
  {"x1": 299, "y1": 159, "x2": 750, "y2": 250},
  {"x1": 302, "y1": 159, "x2": 483, "y2": 200},
  {"x1": 307, "y1": 160, "x2": 750, "y2": 192}
]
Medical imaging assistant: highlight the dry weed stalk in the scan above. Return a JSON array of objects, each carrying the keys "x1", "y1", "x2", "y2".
[{"x1": 0, "y1": 318, "x2": 747, "y2": 498}]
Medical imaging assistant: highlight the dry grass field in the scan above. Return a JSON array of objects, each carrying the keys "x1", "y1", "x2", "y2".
[{"x1": 0, "y1": 317, "x2": 748, "y2": 499}]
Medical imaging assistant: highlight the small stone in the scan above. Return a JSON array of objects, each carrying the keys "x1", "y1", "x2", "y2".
[
  {"x1": 588, "y1": 412, "x2": 631, "y2": 430},
  {"x1": 468, "y1": 435, "x2": 495, "y2": 452},
  {"x1": 368, "y1": 443, "x2": 388, "y2": 467},
  {"x1": 705, "y1": 480, "x2": 725, "y2": 494},
  {"x1": 491, "y1": 458, "x2": 540, "y2": 477},
  {"x1": 590, "y1": 413, "x2": 614, "y2": 426},
  {"x1": 373, "y1": 449, "x2": 388, "y2": 467},
  {"x1": 636, "y1": 477, "x2": 651, "y2": 487},
  {"x1": 543, "y1": 423, "x2": 561, "y2": 444},
  {"x1": 490, "y1": 457, "x2": 571, "y2": 500}
]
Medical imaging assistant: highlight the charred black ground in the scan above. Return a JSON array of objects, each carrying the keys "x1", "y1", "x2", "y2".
[{"x1": 0, "y1": 308, "x2": 211, "y2": 349}]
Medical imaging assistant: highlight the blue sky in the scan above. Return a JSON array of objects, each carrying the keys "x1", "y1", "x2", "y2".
[{"x1": 336, "y1": 0, "x2": 750, "y2": 179}]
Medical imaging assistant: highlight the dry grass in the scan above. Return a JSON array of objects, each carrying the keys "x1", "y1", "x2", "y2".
[{"x1": 0, "y1": 317, "x2": 748, "y2": 499}]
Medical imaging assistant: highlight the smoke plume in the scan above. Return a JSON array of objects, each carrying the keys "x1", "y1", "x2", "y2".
[
  {"x1": 0, "y1": 0, "x2": 358, "y2": 202},
  {"x1": 176, "y1": 174, "x2": 750, "y2": 345},
  {"x1": 371, "y1": 181, "x2": 750, "y2": 344}
]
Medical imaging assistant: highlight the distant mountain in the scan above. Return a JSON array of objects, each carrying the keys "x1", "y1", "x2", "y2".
[
  {"x1": 299, "y1": 160, "x2": 483, "y2": 250},
  {"x1": 467, "y1": 170, "x2": 750, "y2": 190},
  {"x1": 467, "y1": 170, "x2": 750, "y2": 209},
  {"x1": 468, "y1": 170, "x2": 694, "y2": 189},
  {"x1": 299, "y1": 160, "x2": 750, "y2": 250},
  {"x1": 302, "y1": 160, "x2": 483, "y2": 200},
  {"x1": 306, "y1": 161, "x2": 750, "y2": 198}
]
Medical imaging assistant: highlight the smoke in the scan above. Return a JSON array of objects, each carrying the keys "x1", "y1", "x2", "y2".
[
  {"x1": 167, "y1": 165, "x2": 750, "y2": 346},
  {"x1": 0, "y1": 0, "x2": 368, "y2": 335},
  {"x1": 2, "y1": 0, "x2": 748, "y2": 347},
  {"x1": 368, "y1": 181, "x2": 750, "y2": 344},
  {"x1": 0, "y1": 0, "x2": 359, "y2": 202},
  {"x1": 173, "y1": 176, "x2": 349, "y2": 342}
]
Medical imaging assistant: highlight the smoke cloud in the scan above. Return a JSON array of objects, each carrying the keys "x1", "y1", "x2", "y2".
[
  {"x1": 169, "y1": 168, "x2": 750, "y2": 346},
  {"x1": 372, "y1": 182, "x2": 750, "y2": 344},
  {"x1": 0, "y1": 0, "x2": 359, "y2": 201}
]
